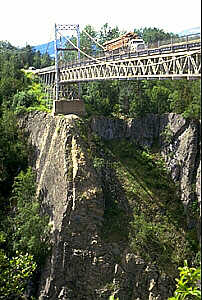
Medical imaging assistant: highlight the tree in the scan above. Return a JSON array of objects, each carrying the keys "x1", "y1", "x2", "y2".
[
  {"x1": 9, "y1": 168, "x2": 50, "y2": 263},
  {"x1": 0, "y1": 249, "x2": 36, "y2": 299},
  {"x1": 0, "y1": 110, "x2": 28, "y2": 201},
  {"x1": 134, "y1": 27, "x2": 178, "y2": 43},
  {"x1": 80, "y1": 25, "x2": 98, "y2": 57},
  {"x1": 82, "y1": 80, "x2": 119, "y2": 116},
  {"x1": 168, "y1": 79, "x2": 201, "y2": 119},
  {"x1": 99, "y1": 23, "x2": 122, "y2": 45}
]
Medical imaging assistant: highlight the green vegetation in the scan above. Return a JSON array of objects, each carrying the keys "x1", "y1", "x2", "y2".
[
  {"x1": 0, "y1": 162, "x2": 50, "y2": 298},
  {"x1": 169, "y1": 260, "x2": 201, "y2": 299},
  {"x1": 0, "y1": 43, "x2": 51, "y2": 298},
  {"x1": 135, "y1": 27, "x2": 177, "y2": 43},
  {"x1": 0, "y1": 165, "x2": 50, "y2": 298},
  {"x1": 9, "y1": 168, "x2": 51, "y2": 263},
  {"x1": 0, "y1": 249, "x2": 36, "y2": 298},
  {"x1": 11, "y1": 72, "x2": 52, "y2": 114},
  {"x1": 81, "y1": 78, "x2": 200, "y2": 120},
  {"x1": 0, "y1": 110, "x2": 29, "y2": 200},
  {"x1": 0, "y1": 24, "x2": 201, "y2": 298},
  {"x1": 109, "y1": 296, "x2": 119, "y2": 300},
  {"x1": 100, "y1": 140, "x2": 197, "y2": 275},
  {"x1": 0, "y1": 41, "x2": 52, "y2": 115}
]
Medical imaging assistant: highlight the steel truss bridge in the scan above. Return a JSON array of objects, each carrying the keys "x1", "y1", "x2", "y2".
[{"x1": 36, "y1": 30, "x2": 201, "y2": 100}]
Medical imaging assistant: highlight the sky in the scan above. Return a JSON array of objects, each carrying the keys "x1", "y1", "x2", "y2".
[{"x1": 0, "y1": 0, "x2": 201, "y2": 47}]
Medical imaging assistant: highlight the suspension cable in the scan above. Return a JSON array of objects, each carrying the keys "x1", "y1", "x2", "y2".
[
  {"x1": 82, "y1": 28, "x2": 105, "y2": 50},
  {"x1": 56, "y1": 31, "x2": 200, "y2": 70},
  {"x1": 57, "y1": 31, "x2": 104, "y2": 63}
]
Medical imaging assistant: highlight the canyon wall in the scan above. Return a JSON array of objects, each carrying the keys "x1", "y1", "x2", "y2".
[
  {"x1": 19, "y1": 112, "x2": 200, "y2": 300},
  {"x1": 91, "y1": 113, "x2": 201, "y2": 214}
]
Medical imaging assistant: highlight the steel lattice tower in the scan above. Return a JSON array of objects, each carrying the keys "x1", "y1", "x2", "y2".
[{"x1": 54, "y1": 24, "x2": 80, "y2": 100}]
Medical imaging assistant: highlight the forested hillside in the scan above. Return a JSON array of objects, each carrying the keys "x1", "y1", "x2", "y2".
[
  {"x1": 0, "y1": 25, "x2": 201, "y2": 299},
  {"x1": 0, "y1": 41, "x2": 52, "y2": 299}
]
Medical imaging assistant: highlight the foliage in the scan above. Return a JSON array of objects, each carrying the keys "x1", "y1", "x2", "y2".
[
  {"x1": 0, "y1": 250, "x2": 36, "y2": 299},
  {"x1": 0, "y1": 167, "x2": 50, "y2": 298},
  {"x1": 0, "y1": 110, "x2": 50, "y2": 297},
  {"x1": 80, "y1": 77, "x2": 200, "y2": 120},
  {"x1": 9, "y1": 168, "x2": 51, "y2": 264},
  {"x1": 102, "y1": 140, "x2": 197, "y2": 275},
  {"x1": 160, "y1": 124, "x2": 174, "y2": 144},
  {"x1": 99, "y1": 23, "x2": 122, "y2": 44},
  {"x1": 0, "y1": 39, "x2": 51, "y2": 298},
  {"x1": 12, "y1": 90, "x2": 37, "y2": 110},
  {"x1": 134, "y1": 27, "x2": 178, "y2": 43},
  {"x1": 0, "y1": 51, "x2": 27, "y2": 107},
  {"x1": 82, "y1": 81, "x2": 119, "y2": 116},
  {"x1": 0, "y1": 110, "x2": 28, "y2": 201},
  {"x1": 109, "y1": 296, "x2": 119, "y2": 300},
  {"x1": 0, "y1": 40, "x2": 53, "y2": 112},
  {"x1": 169, "y1": 80, "x2": 201, "y2": 120},
  {"x1": 11, "y1": 73, "x2": 52, "y2": 114},
  {"x1": 129, "y1": 214, "x2": 191, "y2": 273},
  {"x1": 169, "y1": 260, "x2": 201, "y2": 300}
]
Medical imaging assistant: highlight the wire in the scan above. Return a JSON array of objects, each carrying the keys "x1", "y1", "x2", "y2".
[
  {"x1": 58, "y1": 34, "x2": 200, "y2": 70},
  {"x1": 57, "y1": 31, "x2": 104, "y2": 64},
  {"x1": 82, "y1": 28, "x2": 105, "y2": 50},
  {"x1": 57, "y1": 30, "x2": 200, "y2": 70}
]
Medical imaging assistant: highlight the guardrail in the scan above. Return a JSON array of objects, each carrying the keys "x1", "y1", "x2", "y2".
[
  {"x1": 57, "y1": 33, "x2": 200, "y2": 68},
  {"x1": 35, "y1": 33, "x2": 201, "y2": 75}
]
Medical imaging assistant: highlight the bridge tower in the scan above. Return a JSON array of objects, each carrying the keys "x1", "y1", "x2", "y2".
[
  {"x1": 53, "y1": 24, "x2": 85, "y2": 116},
  {"x1": 54, "y1": 24, "x2": 80, "y2": 101}
]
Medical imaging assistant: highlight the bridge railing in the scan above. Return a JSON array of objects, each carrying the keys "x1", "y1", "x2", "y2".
[
  {"x1": 37, "y1": 33, "x2": 201, "y2": 73},
  {"x1": 148, "y1": 33, "x2": 201, "y2": 49}
]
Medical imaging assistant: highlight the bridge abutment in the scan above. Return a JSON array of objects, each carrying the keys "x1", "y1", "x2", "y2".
[{"x1": 52, "y1": 99, "x2": 86, "y2": 116}]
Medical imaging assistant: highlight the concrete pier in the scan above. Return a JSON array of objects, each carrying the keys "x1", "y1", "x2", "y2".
[{"x1": 52, "y1": 99, "x2": 86, "y2": 116}]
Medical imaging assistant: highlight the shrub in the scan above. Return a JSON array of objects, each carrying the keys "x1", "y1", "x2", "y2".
[
  {"x1": 12, "y1": 90, "x2": 37, "y2": 110},
  {"x1": 129, "y1": 214, "x2": 190, "y2": 272},
  {"x1": 9, "y1": 168, "x2": 51, "y2": 264},
  {"x1": 169, "y1": 260, "x2": 201, "y2": 299},
  {"x1": 0, "y1": 250, "x2": 36, "y2": 298}
]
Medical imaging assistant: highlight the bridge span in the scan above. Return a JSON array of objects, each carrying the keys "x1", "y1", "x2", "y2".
[
  {"x1": 36, "y1": 33, "x2": 201, "y2": 83},
  {"x1": 34, "y1": 31, "x2": 201, "y2": 114}
]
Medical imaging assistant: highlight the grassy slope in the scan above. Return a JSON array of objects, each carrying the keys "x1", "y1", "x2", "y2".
[{"x1": 99, "y1": 139, "x2": 196, "y2": 276}]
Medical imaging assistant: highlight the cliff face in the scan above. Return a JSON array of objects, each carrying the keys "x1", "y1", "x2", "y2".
[
  {"x1": 91, "y1": 113, "x2": 201, "y2": 216},
  {"x1": 19, "y1": 112, "x2": 200, "y2": 300}
]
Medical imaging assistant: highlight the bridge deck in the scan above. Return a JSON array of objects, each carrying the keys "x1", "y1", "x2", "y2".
[{"x1": 36, "y1": 34, "x2": 201, "y2": 83}]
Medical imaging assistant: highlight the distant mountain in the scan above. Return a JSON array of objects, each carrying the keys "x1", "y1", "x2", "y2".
[
  {"x1": 32, "y1": 27, "x2": 201, "y2": 57},
  {"x1": 32, "y1": 41, "x2": 55, "y2": 57},
  {"x1": 32, "y1": 36, "x2": 69, "y2": 58},
  {"x1": 178, "y1": 27, "x2": 201, "y2": 36}
]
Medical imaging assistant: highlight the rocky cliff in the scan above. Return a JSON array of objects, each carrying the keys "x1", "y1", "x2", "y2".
[
  {"x1": 91, "y1": 113, "x2": 201, "y2": 220},
  {"x1": 19, "y1": 112, "x2": 200, "y2": 300}
]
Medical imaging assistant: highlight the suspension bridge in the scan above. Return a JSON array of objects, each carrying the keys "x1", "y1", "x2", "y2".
[{"x1": 34, "y1": 24, "x2": 201, "y2": 114}]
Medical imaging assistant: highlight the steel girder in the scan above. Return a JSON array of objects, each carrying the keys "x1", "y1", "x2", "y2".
[
  {"x1": 58, "y1": 50, "x2": 201, "y2": 82},
  {"x1": 36, "y1": 49, "x2": 201, "y2": 85}
]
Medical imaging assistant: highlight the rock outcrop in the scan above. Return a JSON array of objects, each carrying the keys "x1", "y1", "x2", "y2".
[
  {"x1": 91, "y1": 113, "x2": 201, "y2": 214},
  {"x1": 19, "y1": 111, "x2": 200, "y2": 300}
]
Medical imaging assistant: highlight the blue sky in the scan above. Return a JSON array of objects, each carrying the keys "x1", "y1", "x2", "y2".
[{"x1": 1, "y1": 0, "x2": 201, "y2": 47}]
